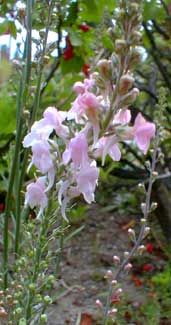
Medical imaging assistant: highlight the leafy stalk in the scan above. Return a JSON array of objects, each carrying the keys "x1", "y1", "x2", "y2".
[
  {"x1": 14, "y1": 0, "x2": 54, "y2": 255},
  {"x1": 104, "y1": 130, "x2": 159, "y2": 324},
  {"x1": 3, "y1": 0, "x2": 33, "y2": 287},
  {"x1": 14, "y1": 0, "x2": 33, "y2": 256}
]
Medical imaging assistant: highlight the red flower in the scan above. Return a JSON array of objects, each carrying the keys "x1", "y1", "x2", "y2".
[
  {"x1": 63, "y1": 47, "x2": 74, "y2": 61},
  {"x1": 135, "y1": 278, "x2": 143, "y2": 287},
  {"x1": 0, "y1": 203, "x2": 5, "y2": 213},
  {"x1": 131, "y1": 275, "x2": 143, "y2": 287},
  {"x1": 146, "y1": 243, "x2": 154, "y2": 253},
  {"x1": 143, "y1": 264, "x2": 152, "y2": 272},
  {"x1": 82, "y1": 64, "x2": 90, "y2": 77},
  {"x1": 63, "y1": 35, "x2": 75, "y2": 61},
  {"x1": 79, "y1": 24, "x2": 90, "y2": 32}
]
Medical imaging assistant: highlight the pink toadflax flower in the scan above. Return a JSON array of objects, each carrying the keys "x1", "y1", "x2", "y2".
[
  {"x1": 62, "y1": 133, "x2": 90, "y2": 167},
  {"x1": 23, "y1": 119, "x2": 53, "y2": 148},
  {"x1": 23, "y1": 107, "x2": 68, "y2": 149},
  {"x1": 73, "y1": 78, "x2": 95, "y2": 95},
  {"x1": 69, "y1": 91, "x2": 101, "y2": 123},
  {"x1": 31, "y1": 140, "x2": 54, "y2": 174},
  {"x1": 113, "y1": 109, "x2": 131, "y2": 125},
  {"x1": 134, "y1": 113, "x2": 156, "y2": 154},
  {"x1": 75, "y1": 161, "x2": 99, "y2": 203},
  {"x1": 94, "y1": 136, "x2": 121, "y2": 165},
  {"x1": 25, "y1": 177, "x2": 48, "y2": 218},
  {"x1": 43, "y1": 106, "x2": 68, "y2": 139}
]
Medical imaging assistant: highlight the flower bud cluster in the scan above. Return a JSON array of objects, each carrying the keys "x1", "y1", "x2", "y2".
[{"x1": 23, "y1": 77, "x2": 155, "y2": 220}]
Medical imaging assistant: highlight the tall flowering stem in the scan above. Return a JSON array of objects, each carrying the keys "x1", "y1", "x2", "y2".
[
  {"x1": 14, "y1": 0, "x2": 54, "y2": 257},
  {"x1": 3, "y1": 0, "x2": 33, "y2": 287},
  {"x1": 103, "y1": 128, "x2": 159, "y2": 323},
  {"x1": 21, "y1": 1, "x2": 157, "y2": 322}
]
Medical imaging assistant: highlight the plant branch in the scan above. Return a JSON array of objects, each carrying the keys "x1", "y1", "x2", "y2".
[{"x1": 104, "y1": 129, "x2": 159, "y2": 323}]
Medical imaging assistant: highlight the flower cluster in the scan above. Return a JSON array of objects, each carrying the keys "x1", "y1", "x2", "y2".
[{"x1": 23, "y1": 72, "x2": 155, "y2": 220}]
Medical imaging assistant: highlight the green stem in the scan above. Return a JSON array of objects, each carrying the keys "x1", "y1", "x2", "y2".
[
  {"x1": 26, "y1": 214, "x2": 49, "y2": 322},
  {"x1": 15, "y1": 0, "x2": 53, "y2": 255},
  {"x1": 30, "y1": 1, "x2": 53, "y2": 124},
  {"x1": 55, "y1": 220, "x2": 65, "y2": 275},
  {"x1": 18, "y1": 1, "x2": 54, "y2": 228},
  {"x1": 103, "y1": 131, "x2": 159, "y2": 323},
  {"x1": 14, "y1": 0, "x2": 33, "y2": 256}
]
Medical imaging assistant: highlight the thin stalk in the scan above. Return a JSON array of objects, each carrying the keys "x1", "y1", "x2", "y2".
[
  {"x1": 26, "y1": 220, "x2": 45, "y2": 322},
  {"x1": 14, "y1": 1, "x2": 53, "y2": 255},
  {"x1": 30, "y1": 1, "x2": 53, "y2": 124},
  {"x1": 26, "y1": 196, "x2": 52, "y2": 321},
  {"x1": 55, "y1": 221, "x2": 65, "y2": 275},
  {"x1": 14, "y1": 0, "x2": 33, "y2": 256},
  {"x1": 104, "y1": 130, "x2": 159, "y2": 324}
]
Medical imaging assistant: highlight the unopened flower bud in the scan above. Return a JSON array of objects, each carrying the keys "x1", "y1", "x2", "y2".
[
  {"x1": 43, "y1": 295, "x2": 52, "y2": 305},
  {"x1": 6, "y1": 295, "x2": 12, "y2": 301},
  {"x1": 119, "y1": 88, "x2": 139, "y2": 107},
  {"x1": 151, "y1": 202, "x2": 158, "y2": 211},
  {"x1": 40, "y1": 314, "x2": 48, "y2": 323},
  {"x1": 124, "y1": 263, "x2": 132, "y2": 272},
  {"x1": 152, "y1": 171, "x2": 158, "y2": 177},
  {"x1": 23, "y1": 110, "x2": 30, "y2": 119},
  {"x1": 16, "y1": 284, "x2": 23, "y2": 291},
  {"x1": 15, "y1": 307, "x2": 22, "y2": 315},
  {"x1": 124, "y1": 251, "x2": 129, "y2": 257},
  {"x1": 145, "y1": 160, "x2": 151, "y2": 169},
  {"x1": 115, "y1": 288, "x2": 123, "y2": 296},
  {"x1": 108, "y1": 308, "x2": 118, "y2": 316},
  {"x1": 130, "y1": 2, "x2": 139, "y2": 12},
  {"x1": 111, "y1": 279, "x2": 117, "y2": 286},
  {"x1": 0, "y1": 307, "x2": 7, "y2": 318},
  {"x1": 43, "y1": 55, "x2": 50, "y2": 64},
  {"x1": 95, "y1": 299, "x2": 103, "y2": 308},
  {"x1": 144, "y1": 226, "x2": 150, "y2": 237},
  {"x1": 131, "y1": 31, "x2": 142, "y2": 43},
  {"x1": 107, "y1": 27, "x2": 117, "y2": 40},
  {"x1": 119, "y1": 75, "x2": 134, "y2": 95},
  {"x1": 140, "y1": 218, "x2": 147, "y2": 224},
  {"x1": 128, "y1": 228, "x2": 136, "y2": 241},
  {"x1": 105, "y1": 270, "x2": 113, "y2": 279},
  {"x1": 113, "y1": 255, "x2": 120, "y2": 264},
  {"x1": 115, "y1": 39, "x2": 127, "y2": 52},
  {"x1": 138, "y1": 183, "x2": 145, "y2": 190},
  {"x1": 97, "y1": 59, "x2": 111, "y2": 80},
  {"x1": 128, "y1": 49, "x2": 141, "y2": 69},
  {"x1": 47, "y1": 275, "x2": 55, "y2": 284},
  {"x1": 0, "y1": 291, "x2": 3, "y2": 297},
  {"x1": 141, "y1": 202, "x2": 146, "y2": 214},
  {"x1": 12, "y1": 300, "x2": 18, "y2": 306},
  {"x1": 28, "y1": 284, "x2": 35, "y2": 293},
  {"x1": 138, "y1": 245, "x2": 145, "y2": 255}
]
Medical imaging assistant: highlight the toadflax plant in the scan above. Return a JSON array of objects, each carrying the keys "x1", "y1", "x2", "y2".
[
  {"x1": 1, "y1": 0, "x2": 159, "y2": 323},
  {"x1": 23, "y1": 0, "x2": 155, "y2": 224}
]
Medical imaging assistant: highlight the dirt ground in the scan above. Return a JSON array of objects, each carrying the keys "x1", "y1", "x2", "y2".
[{"x1": 47, "y1": 204, "x2": 147, "y2": 325}]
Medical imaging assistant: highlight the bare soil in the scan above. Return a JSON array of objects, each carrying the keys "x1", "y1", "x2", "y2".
[{"x1": 47, "y1": 204, "x2": 146, "y2": 325}]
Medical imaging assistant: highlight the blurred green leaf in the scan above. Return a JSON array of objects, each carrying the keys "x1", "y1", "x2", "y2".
[
  {"x1": 61, "y1": 55, "x2": 84, "y2": 74},
  {"x1": 143, "y1": 0, "x2": 166, "y2": 21},
  {"x1": 0, "y1": 88, "x2": 16, "y2": 138}
]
